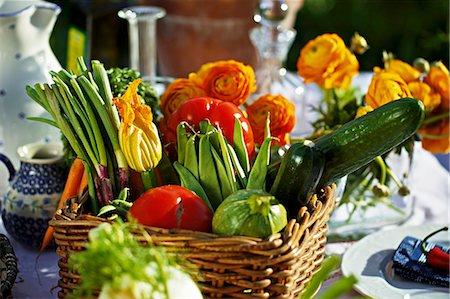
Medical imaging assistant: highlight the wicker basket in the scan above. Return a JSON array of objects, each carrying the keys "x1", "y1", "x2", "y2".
[
  {"x1": 50, "y1": 184, "x2": 336, "y2": 299},
  {"x1": 0, "y1": 233, "x2": 18, "y2": 299}
]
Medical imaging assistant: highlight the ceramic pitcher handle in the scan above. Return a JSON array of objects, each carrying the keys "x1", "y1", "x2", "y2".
[{"x1": 0, "y1": 153, "x2": 16, "y2": 182}]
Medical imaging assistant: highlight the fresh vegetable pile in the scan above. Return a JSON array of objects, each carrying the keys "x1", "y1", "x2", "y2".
[
  {"x1": 28, "y1": 57, "x2": 425, "y2": 243},
  {"x1": 69, "y1": 220, "x2": 202, "y2": 299}
]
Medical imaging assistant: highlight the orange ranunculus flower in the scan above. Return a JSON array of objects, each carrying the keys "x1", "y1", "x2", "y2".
[
  {"x1": 408, "y1": 81, "x2": 441, "y2": 113},
  {"x1": 297, "y1": 33, "x2": 359, "y2": 90},
  {"x1": 246, "y1": 94, "x2": 296, "y2": 146},
  {"x1": 365, "y1": 70, "x2": 412, "y2": 109},
  {"x1": 420, "y1": 118, "x2": 450, "y2": 154},
  {"x1": 385, "y1": 59, "x2": 421, "y2": 83},
  {"x1": 424, "y1": 62, "x2": 450, "y2": 110},
  {"x1": 189, "y1": 60, "x2": 256, "y2": 106},
  {"x1": 160, "y1": 78, "x2": 206, "y2": 118}
]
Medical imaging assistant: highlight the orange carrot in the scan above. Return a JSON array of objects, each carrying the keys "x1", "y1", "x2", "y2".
[
  {"x1": 77, "y1": 167, "x2": 89, "y2": 197},
  {"x1": 39, "y1": 158, "x2": 85, "y2": 254}
]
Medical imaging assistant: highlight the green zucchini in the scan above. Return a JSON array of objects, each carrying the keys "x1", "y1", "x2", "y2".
[
  {"x1": 269, "y1": 140, "x2": 325, "y2": 217},
  {"x1": 212, "y1": 189, "x2": 287, "y2": 239},
  {"x1": 316, "y1": 97, "x2": 424, "y2": 188}
]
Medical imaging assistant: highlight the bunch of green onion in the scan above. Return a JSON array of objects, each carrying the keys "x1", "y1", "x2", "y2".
[{"x1": 26, "y1": 58, "x2": 129, "y2": 214}]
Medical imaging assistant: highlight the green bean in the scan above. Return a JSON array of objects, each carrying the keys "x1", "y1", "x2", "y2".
[
  {"x1": 246, "y1": 137, "x2": 275, "y2": 190},
  {"x1": 211, "y1": 145, "x2": 234, "y2": 200},
  {"x1": 184, "y1": 134, "x2": 199, "y2": 180},
  {"x1": 233, "y1": 118, "x2": 250, "y2": 174},
  {"x1": 199, "y1": 135, "x2": 223, "y2": 210},
  {"x1": 176, "y1": 122, "x2": 189, "y2": 165},
  {"x1": 173, "y1": 162, "x2": 213, "y2": 211},
  {"x1": 226, "y1": 143, "x2": 248, "y2": 189},
  {"x1": 216, "y1": 128, "x2": 237, "y2": 192}
]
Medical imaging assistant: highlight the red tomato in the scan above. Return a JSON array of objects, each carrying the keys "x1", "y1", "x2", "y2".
[
  {"x1": 129, "y1": 185, "x2": 213, "y2": 232},
  {"x1": 166, "y1": 97, "x2": 255, "y2": 158}
]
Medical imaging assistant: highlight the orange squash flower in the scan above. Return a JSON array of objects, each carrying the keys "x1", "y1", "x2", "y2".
[
  {"x1": 385, "y1": 59, "x2": 421, "y2": 83},
  {"x1": 246, "y1": 94, "x2": 296, "y2": 146},
  {"x1": 189, "y1": 60, "x2": 256, "y2": 106},
  {"x1": 160, "y1": 78, "x2": 206, "y2": 118},
  {"x1": 408, "y1": 81, "x2": 441, "y2": 113},
  {"x1": 297, "y1": 33, "x2": 359, "y2": 90},
  {"x1": 424, "y1": 62, "x2": 450, "y2": 110},
  {"x1": 355, "y1": 105, "x2": 374, "y2": 118},
  {"x1": 365, "y1": 70, "x2": 412, "y2": 109},
  {"x1": 420, "y1": 118, "x2": 450, "y2": 154}
]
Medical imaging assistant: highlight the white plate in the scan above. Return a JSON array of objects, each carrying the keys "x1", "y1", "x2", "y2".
[{"x1": 341, "y1": 225, "x2": 450, "y2": 299}]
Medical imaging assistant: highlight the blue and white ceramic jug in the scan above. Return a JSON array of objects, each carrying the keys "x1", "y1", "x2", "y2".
[
  {"x1": 0, "y1": 142, "x2": 66, "y2": 248},
  {"x1": 0, "y1": 0, "x2": 62, "y2": 194}
]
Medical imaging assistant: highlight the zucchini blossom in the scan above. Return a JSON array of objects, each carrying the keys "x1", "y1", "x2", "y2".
[{"x1": 113, "y1": 79, "x2": 162, "y2": 172}]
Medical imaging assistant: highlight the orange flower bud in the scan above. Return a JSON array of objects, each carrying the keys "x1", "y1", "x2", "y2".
[
  {"x1": 424, "y1": 62, "x2": 450, "y2": 111},
  {"x1": 420, "y1": 118, "x2": 450, "y2": 154},
  {"x1": 160, "y1": 78, "x2": 206, "y2": 118},
  {"x1": 189, "y1": 60, "x2": 256, "y2": 106},
  {"x1": 297, "y1": 33, "x2": 359, "y2": 90},
  {"x1": 408, "y1": 81, "x2": 441, "y2": 113},
  {"x1": 246, "y1": 94, "x2": 296, "y2": 146},
  {"x1": 365, "y1": 71, "x2": 412, "y2": 109},
  {"x1": 385, "y1": 59, "x2": 421, "y2": 83}
]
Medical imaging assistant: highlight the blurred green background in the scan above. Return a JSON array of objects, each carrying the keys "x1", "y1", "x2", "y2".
[{"x1": 286, "y1": 0, "x2": 449, "y2": 71}]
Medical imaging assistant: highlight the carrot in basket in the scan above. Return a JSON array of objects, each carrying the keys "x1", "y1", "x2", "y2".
[
  {"x1": 38, "y1": 158, "x2": 86, "y2": 254},
  {"x1": 78, "y1": 167, "x2": 89, "y2": 196}
]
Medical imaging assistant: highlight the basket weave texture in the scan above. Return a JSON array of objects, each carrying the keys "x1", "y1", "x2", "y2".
[{"x1": 50, "y1": 184, "x2": 336, "y2": 299}]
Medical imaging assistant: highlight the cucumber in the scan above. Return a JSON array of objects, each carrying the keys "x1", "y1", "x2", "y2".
[
  {"x1": 269, "y1": 140, "x2": 325, "y2": 217},
  {"x1": 316, "y1": 97, "x2": 424, "y2": 188}
]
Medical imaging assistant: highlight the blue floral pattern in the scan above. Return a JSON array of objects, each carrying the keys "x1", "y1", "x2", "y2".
[{"x1": 2, "y1": 161, "x2": 67, "y2": 249}]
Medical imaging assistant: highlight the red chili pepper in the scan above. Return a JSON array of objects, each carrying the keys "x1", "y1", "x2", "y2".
[
  {"x1": 421, "y1": 226, "x2": 449, "y2": 272},
  {"x1": 165, "y1": 97, "x2": 255, "y2": 158}
]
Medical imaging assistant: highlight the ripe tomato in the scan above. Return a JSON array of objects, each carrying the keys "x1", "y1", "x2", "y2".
[{"x1": 129, "y1": 185, "x2": 213, "y2": 232}]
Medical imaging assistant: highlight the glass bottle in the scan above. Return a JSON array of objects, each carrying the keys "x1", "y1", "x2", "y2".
[
  {"x1": 250, "y1": 0, "x2": 303, "y2": 100},
  {"x1": 250, "y1": 0, "x2": 307, "y2": 137}
]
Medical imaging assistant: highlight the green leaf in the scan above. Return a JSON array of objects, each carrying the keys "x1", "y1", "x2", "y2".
[
  {"x1": 26, "y1": 117, "x2": 58, "y2": 128},
  {"x1": 301, "y1": 254, "x2": 342, "y2": 299}
]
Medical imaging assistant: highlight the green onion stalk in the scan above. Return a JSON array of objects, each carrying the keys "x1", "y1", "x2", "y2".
[{"x1": 26, "y1": 58, "x2": 129, "y2": 212}]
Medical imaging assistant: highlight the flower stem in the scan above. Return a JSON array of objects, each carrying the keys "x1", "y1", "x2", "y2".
[
  {"x1": 386, "y1": 167, "x2": 403, "y2": 188},
  {"x1": 374, "y1": 156, "x2": 387, "y2": 185},
  {"x1": 421, "y1": 133, "x2": 450, "y2": 139},
  {"x1": 423, "y1": 112, "x2": 450, "y2": 125}
]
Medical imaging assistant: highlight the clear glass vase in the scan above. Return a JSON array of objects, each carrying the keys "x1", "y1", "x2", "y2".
[
  {"x1": 328, "y1": 147, "x2": 415, "y2": 241},
  {"x1": 118, "y1": 5, "x2": 167, "y2": 89},
  {"x1": 249, "y1": 0, "x2": 306, "y2": 137}
]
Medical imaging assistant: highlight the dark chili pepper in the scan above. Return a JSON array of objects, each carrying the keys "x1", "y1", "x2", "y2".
[{"x1": 421, "y1": 226, "x2": 449, "y2": 272}]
